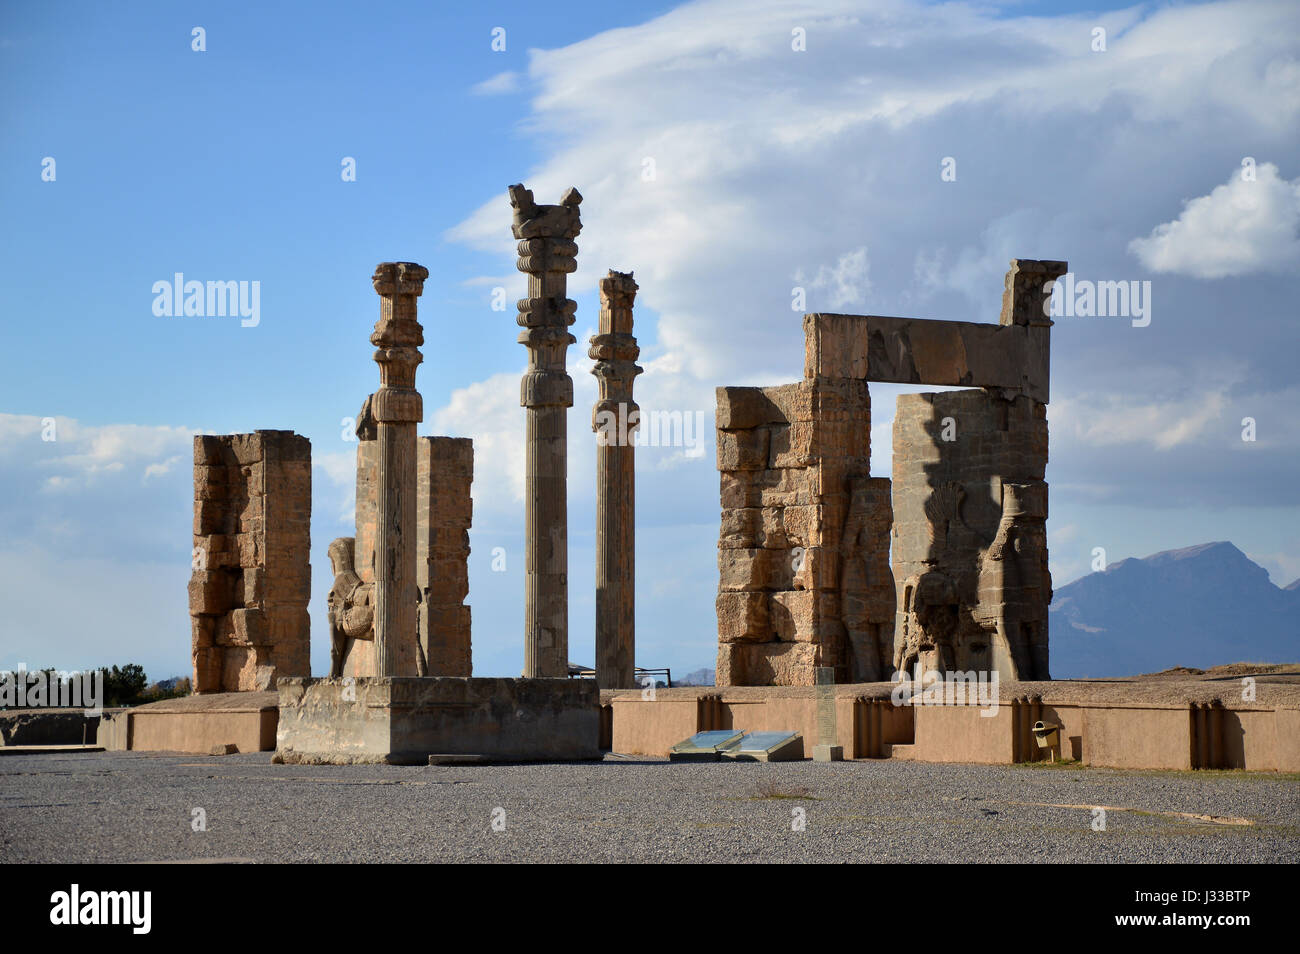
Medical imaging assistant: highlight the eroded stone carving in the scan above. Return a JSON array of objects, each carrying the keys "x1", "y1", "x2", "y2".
[
  {"x1": 891, "y1": 389, "x2": 1051, "y2": 680},
  {"x1": 327, "y1": 537, "x2": 373, "y2": 679}
]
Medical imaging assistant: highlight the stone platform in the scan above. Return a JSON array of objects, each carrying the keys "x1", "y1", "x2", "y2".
[
  {"x1": 100, "y1": 692, "x2": 279, "y2": 754},
  {"x1": 274, "y1": 676, "x2": 603, "y2": 765}
]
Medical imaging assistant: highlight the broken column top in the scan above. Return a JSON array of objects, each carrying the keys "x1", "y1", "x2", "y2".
[
  {"x1": 999, "y1": 258, "x2": 1068, "y2": 327},
  {"x1": 370, "y1": 261, "x2": 426, "y2": 400},
  {"x1": 509, "y1": 184, "x2": 583, "y2": 240},
  {"x1": 597, "y1": 270, "x2": 638, "y2": 335},
  {"x1": 371, "y1": 261, "x2": 429, "y2": 296}
]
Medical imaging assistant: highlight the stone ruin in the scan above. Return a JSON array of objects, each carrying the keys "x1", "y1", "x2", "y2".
[
  {"x1": 190, "y1": 430, "x2": 311, "y2": 692},
  {"x1": 715, "y1": 259, "x2": 1065, "y2": 687},
  {"x1": 184, "y1": 183, "x2": 638, "y2": 761},
  {"x1": 334, "y1": 398, "x2": 473, "y2": 679},
  {"x1": 187, "y1": 277, "x2": 475, "y2": 692},
  {"x1": 186, "y1": 181, "x2": 1062, "y2": 762},
  {"x1": 187, "y1": 184, "x2": 639, "y2": 706}
]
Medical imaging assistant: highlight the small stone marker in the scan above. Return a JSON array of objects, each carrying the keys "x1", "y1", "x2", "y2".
[
  {"x1": 210, "y1": 743, "x2": 238, "y2": 756},
  {"x1": 813, "y1": 666, "x2": 843, "y2": 761}
]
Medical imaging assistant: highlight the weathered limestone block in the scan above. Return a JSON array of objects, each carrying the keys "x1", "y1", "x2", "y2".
[
  {"x1": 715, "y1": 591, "x2": 771, "y2": 642},
  {"x1": 715, "y1": 386, "x2": 788, "y2": 430},
  {"x1": 189, "y1": 431, "x2": 311, "y2": 693},
  {"x1": 717, "y1": 427, "x2": 772, "y2": 471},
  {"x1": 719, "y1": 508, "x2": 763, "y2": 548},
  {"x1": 716, "y1": 641, "x2": 823, "y2": 687}
]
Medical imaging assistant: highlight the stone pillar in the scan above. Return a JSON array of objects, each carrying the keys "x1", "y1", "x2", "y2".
[
  {"x1": 191, "y1": 430, "x2": 311, "y2": 692},
  {"x1": 417, "y1": 436, "x2": 474, "y2": 676},
  {"x1": 590, "y1": 270, "x2": 641, "y2": 689},
  {"x1": 510, "y1": 184, "x2": 582, "y2": 678},
  {"x1": 369, "y1": 262, "x2": 428, "y2": 677}
]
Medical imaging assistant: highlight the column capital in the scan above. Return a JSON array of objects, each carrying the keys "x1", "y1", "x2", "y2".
[
  {"x1": 372, "y1": 261, "x2": 429, "y2": 297},
  {"x1": 508, "y1": 184, "x2": 583, "y2": 240},
  {"x1": 1000, "y1": 258, "x2": 1066, "y2": 328},
  {"x1": 590, "y1": 269, "x2": 642, "y2": 432},
  {"x1": 370, "y1": 261, "x2": 425, "y2": 422}
]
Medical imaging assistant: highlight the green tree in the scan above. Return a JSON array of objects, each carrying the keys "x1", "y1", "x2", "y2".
[{"x1": 101, "y1": 664, "x2": 148, "y2": 707}]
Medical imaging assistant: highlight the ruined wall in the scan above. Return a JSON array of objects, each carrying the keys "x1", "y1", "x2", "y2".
[
  {"x1": 190, "y1": 431, "x2": 311, "y2": 693},
  {"x1": 891, "y1": 390, "x2": 1050, "y2": 680},
  {"x1": 714, "y1": 380, "x2": 883, "y2": 686},
  {"x1": 713, "y1": 259, "x2": 1063, "y2": 687},
  {"x1": 417, "y1": 437, "x2": 473, "y2": 676},
  {"x1": 343, "y1": 432, "x2": 472, "y2": 677}
]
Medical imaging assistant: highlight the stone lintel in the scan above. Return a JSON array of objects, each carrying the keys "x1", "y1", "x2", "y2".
[{"x1": 803, "y1": 313, "x2": 1050, "y2": 404}]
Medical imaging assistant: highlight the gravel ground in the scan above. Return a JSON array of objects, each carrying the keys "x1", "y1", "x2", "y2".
[{"x1": 1, "y1": 750, "x2": 1296, "y2": 863}]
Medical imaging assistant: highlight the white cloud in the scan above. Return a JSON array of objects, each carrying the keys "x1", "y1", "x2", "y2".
[
  {"x1": 314, "y1": 450, "x2": 359, "y2": 526},
  {"x1": 429, "y1": 371, "x2": 530, "y2": 511},
  {"x1": 1052, "y1": 390, "x2": 1229, "y2": 451},
  {"x1": 472, "y1": 70, "x2": 521, "y2": 95},
  {"x1": 796, "y1": 246, "x2": 871, "y2": 310},
  {"x1": 0, "y1": 413, "x2": 196, "y2": 487},
  {"x1": 448, "y1": 0, "x2": 1300, "y2": 391},
  {"x1": 1129, "y1": 162, "x2": 1300, "y2": 278}
]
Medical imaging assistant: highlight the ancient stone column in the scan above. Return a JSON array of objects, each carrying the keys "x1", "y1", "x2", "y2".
[
  {"x1": 590, "y1": 270, "x2": 641, "y2": 689},
  {"x1": 510, "y1": 184, "x2": 582, "y2": 678},
  {"x1": 369, "y1": 262, "x2": 428, "y2": 677}
]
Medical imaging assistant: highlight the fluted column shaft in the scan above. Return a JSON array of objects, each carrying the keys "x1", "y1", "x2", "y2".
[
  {"x1": 591, "y1": 270, "x2": 641, "y2": 690},
  {"x1": 370, "y1": 262, "x2": 427, "y2": 677},
  {"x1": 510, "y1": 184, "x2": 582, "y2": 678}
]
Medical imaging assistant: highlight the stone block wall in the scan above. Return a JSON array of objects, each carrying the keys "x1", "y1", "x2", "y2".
[
  {"x1": 190, "y1": 431, "x2": 311, "y2": 693},
  {"x1": 891, "y1": 390, "x2": 1050, "y2": 680},
  {"x1": 417, "y1": 437, "x2": 473, "y2": 676},
  {"x1": 714, "y1": 379, "x2": 879, "y2": 686}
]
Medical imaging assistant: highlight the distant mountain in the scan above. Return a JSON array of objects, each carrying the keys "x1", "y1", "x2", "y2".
[
  {"x1": 675, "y1": 668, "x2": 716, "y2": 687},
  {"x1": 1050, "y1": 541, "x2": 1300, "y2": 678}
]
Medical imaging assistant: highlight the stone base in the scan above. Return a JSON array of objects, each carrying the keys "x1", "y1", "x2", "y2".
[
  {"x1": 274, "y1": 677, "x2": 603, "y2": 765},
  {"x1": 812, "y1": 744, "x2": 844, "y2": 762},
  {"x1": 100, "y1": 693, "x2": 278, "y2": 754}
]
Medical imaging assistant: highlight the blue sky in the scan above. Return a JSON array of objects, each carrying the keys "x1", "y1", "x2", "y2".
[{"x1": 2, "y1": 0, "x2": 1298, "y2": 680}]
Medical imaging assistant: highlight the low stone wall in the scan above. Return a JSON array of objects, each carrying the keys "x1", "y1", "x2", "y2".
[
  {"x1": 605, "y1": 681, "x2": 1300, "y2": 772},
  {"x1": 100, "y1": 692, "x2": 278, "y2": 754},
  {"x1": 0, "y1": 708, "x2": 119, "y2": 746}
]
